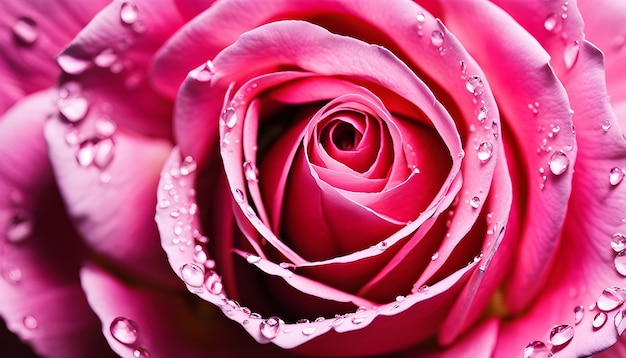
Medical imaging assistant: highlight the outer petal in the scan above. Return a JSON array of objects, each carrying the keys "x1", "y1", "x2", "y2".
[
  {"x1": 0, "y1": 0, "x2": 108, "y2": 112},
  {"x1": 0, "y1": 90, "x2": 113, "y2": 357}
]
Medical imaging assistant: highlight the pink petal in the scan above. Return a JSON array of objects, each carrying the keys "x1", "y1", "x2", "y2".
[
  {"x1": 0, "y1": 0, "x2": 109, "y2": 113},
  {"x1": 441, "y1": 0, "x2": 577, "y2": 313},
  {"x1": 44, "y1": 110, "x2": 179, "y2": 289},
  {"x1": 54, "y1": 0, "x2": 185, "y2": 138},
  {"x1": 173, "y1": 0, "x2": 217, "y2": 20},
  {"x1": 0, "y1": 90, "x2": 111, "y2": 357},
  {"x1": 416, "y1": 318, "x2": 499, "y2": 358}
]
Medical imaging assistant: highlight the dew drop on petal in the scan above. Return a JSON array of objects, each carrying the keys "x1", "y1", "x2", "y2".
[
  {"x1": 243, "y1": 161, "x2": 259, "y2": 182},
  {"x1": 469, "y1": 196, "x2": 481, "y2": 209},
  {"x1": 544, "y1": 13, "x2": 560, "y2": 32},
  {"x1": 597, "y1": 287, "x2": 626, "y2": 311},
  {"x1": 57, "y1": 53, "x2": 92, "y2": 75},
  {"x1": 205, "y1": 271, "x2": 223, "y2": 295},
  {"x1": 431, "y1": 252, "x2": 439, "y2": 261},
  {"x1": 95, "y1": 117, "x2": 118, "y2": 137},
  {"x1": 76, "y1": 140, "x2": 96, "y2": 167},
  {"x1": 465, "y1": 75, "x2": 484, "y2": 96},
  {"x1": 132, "y1": 347, "x2": 149, "y2": 358},
  {"x1": 6, "y1": 215, "x2": 33, "y2": 243},
  {"x1": 94, "y1": 48, "x2": 118, "y2": 68},
  {"x1": 611, "y1": 234, "x2": 626, "y2": 253},
  {"x1": 416, "y1": 11, "x2": 425, "y2": 24},
  {"x1": 109, "y1": 317, "x2": 139, "y2": 345},
  {"x1": 548, "y1": 324, "x2": 574, "y2": 347},
  {"x1": 614, "y1": 251, "x2": 626, "y2": 276},
  {"x1": 57, "y1": 93, "x2": 89, "y2": 123},
  {"x1": 574, "y1": 305, "x2": 585, "y2": 325},
  {"x1": 93, "y1": 138, "x2": 115, "y2": 168},
  {"x1": 593, "y1": 312, "x2": 608, "y2": 329},
  {"x1": 23, "y1": 315, "x2": 38, "y2": 329},
  {"x1": 12, "y1": 17, "x2": 38, "y2": 45},
  {"x1": 120, "y1": 2, "x2": 139, "y2": 25},
  {"x1": 180, "y1": 263, "x2": 205, "y2": 288},
  {"x1": 430, "y1": 30, "x2": 444, "y2": 48},
  {"x1": 563, "y1": 41, "x2": 580, "y2": 70},
  {"x1": 477, "y1": 142, "x2": 493, "y2": 162},
  {"x1": 179, "y1": 156, "x2": 197, "y2": 176},
  {"x1": 602, "y1": 120, "x2": 612, "y2": 132},
  {"x1": 246, "y1": 254, "x2": 261, "y2": 264},
  {"x1": 548, "y1": 151, "x2": 569, "y2": 176},
  {"x1": 233, "y1": 188, "x2": 245, "y2": 204},
  {"x1": 221, "y1": 107, "x2": 237, "y2": 129},
  {"x1": 609, "y1": 167, "x2": 624, "y2": 186},
  {"x1": 260, "y1": 316, "x2": 280, "y2": 339},
  {"x1": 189, "y1": 60, "x2": 215, "y2": 82},
  {"x1": 523, "y1": 341, "x2": 551, "y2": 358}
]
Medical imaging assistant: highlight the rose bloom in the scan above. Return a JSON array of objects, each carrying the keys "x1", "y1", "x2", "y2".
[{"x1": 2, "y1": 0, "x2": 626, "y2": 357}]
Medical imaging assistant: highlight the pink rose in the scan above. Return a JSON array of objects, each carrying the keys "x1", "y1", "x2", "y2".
[{"x1": 1, "y1": 0, "x2": 625, "y2": 357}]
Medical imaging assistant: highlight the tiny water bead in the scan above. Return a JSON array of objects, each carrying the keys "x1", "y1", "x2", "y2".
[
  {"x1": 221, "y1": 107, "x2": 237, "y2": 129},
  {"x1": 548, "y1": 324, "x2": 574, "y2": 347},
  {"x1": 23, "y1": 315, "x2": 38, "y2": 329},
  {"x1": 548, "y1": 151, "x2": 569, "y2": 176},
  {"x1": 120, "y1": 2, "x2": 139, "y2": 25},
  {"x1": 465, "y1": 75, "x2": 485, "y2": 96},
  {"x1": 610, "y1": 233, "x2": 626, "y2": 252},
  {"x1": 593, "y1": 312, "x2": 608, "y2": 329},
  {"x1": 205, "y1": 271, "x2": 224, "y2": 295},
  {"x1": 110, "y1": 317, "x2": 139, "y2": 345},
  {"x1": 544, "y1": 13, "x2": 560, "y2": 32},
  {"x1": 189, "y1": 60, "x2": 215, "y2": 82},
  {"x1": 57, "y1": 84, "x2": 89, "y2": 123},
  {"x1": 609, "y1": 167, "x2": 624, "y2": 186},
  {"x1": 12, "y1": 17, "x2": 38, "y2": 45},
  {"x1": 477, "y1": 142, "x2": 493, "y2": 162},
  {"x1": 523, "y1": 341, "x2": 551, "y2": 358},
  {"x1": 260, "y1": 316, "x2": 281, "y2": 339},
  {"x1": 469, "y1": 196, "x2": 481, "y2": 209},
  {"x1": 574, "y1": 305, "x2": 584, "y2": 325},
  {"x1": 94, "y1": 48, "x2": 118, "y2": 68},
  {"x1": 596, "y1": 287, "x2": 626, "y2": 311},
  {"x1": 416, "y1": 11, "x2": 425, "y2": 35},
  {"x1": 602, "y1": 120, "x2": 612, "y2": 132},
  {"x1": 563, "y1": 41, "x2": 580, "y2": 70},
  {"x1": 5, "y1": 214, "x2": 33, "y2": 243},
  {"x1": 180, "y1": 263, "x2": 205, "y2": 288},
  {"x1": 95, "y1": 117, "x2": 118, "y2": 137},
  {"x1": 2, "y1": 264, "x2": 23, "y2": 284},
  {"x1": 179, "y1": 156, "x2": 197, "y2": 176},
  {"x1": 430, "y1": 30, "x2": 444, "y2": 48},
  {"x1": 132, "y1": 347, "x2": 149, "y2": 358},
  {"x1": 243, "y1": 161, "x2": 259, "y2": 182}
]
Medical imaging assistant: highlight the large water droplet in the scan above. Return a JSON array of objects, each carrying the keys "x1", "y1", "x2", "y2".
[
  {"x1": 609, "y1": 167, "x2": 624, "y2": 186},
  {"x1": 57, "y1": 53, "x2": 92, "y2": 75},
  {"x1": 57, "y1": 86, "x2": 89, "y2": 123},
  {"x1": 416, "y1": 11, "x2": 426, "y2": 24},
  {"x1": 611, "y1": 233, "x2": 626, "y2": 253},
  {"x1": 593, "y1": 311, "x2": 608, "y2": 329},
  {"x1": 523, "y1": 341, "x2": 551, "y2": 358},
  {"x1": 430, "y1": 30, "x2": 444, "y2": 48},
  {"x1": 549, "y1": 324, "x2": 574, "y2": 347},
  {"x1": 76, "y1": 140, "x2": 96, "y2": 167},
  {"x1": 23, "y1": 315, "x2": 38, "y2": 329},
  {"x1": 260, "y1": 316, "x2": 281, "y2": 339},
  {"x1": 6, "y1": 214, "x2": 33, "y2": 243},
  {"x1": 573, "y1": 305, "x2": 585, "y2": 325},
  {"x1": 120, "y1": 2, "x2": 139, "y2": 25},
  {"x1": 477, "y1": 142, "x2": 493, "y2": 162},
  {"x1": 243, "y1": 161, "x2": 259, "y2": 182},
  {"x1": 564, "y1": 41, "x2": 580, "y2": 70},
  {"x1": 544, "y1": 13, "x2": 560, "y2": 32},
  {"x1": 12, "y1": 17, "x2": 38, "y2": 45},
  {"x1": 597, "y1": 287, "x2": 626, "y2": 311},
  {"x1": 109, "y1": 317, "x2": 139, "y2": 345},
  {"x1": 614, "y1": 251, "x2": 626, "y2": 276},
  {"x1": 180, "y1": 263, "x2": 205, "y2": 288},
  {"x1": 548, "y1": 151, "x2": 569, "y2": 176},
  {"x1": 465, "y1": 75, "x2": 485, "y2": 96},
  {"x1": 221, "y1": 107, "x2": 237, "y2": 129}
]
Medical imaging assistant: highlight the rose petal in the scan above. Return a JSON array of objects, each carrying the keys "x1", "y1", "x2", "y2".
[
  {"x1": 44, "y1": 111, "x2": 178, "y2": 289},
  {"x1": 0, "y1": 0, "x2": 108, "y2": 112},
  {"x1": 0, "y1": 90, "x2": 111, "y2": 357},
  {"x1": 416, "y1": 318, "x2": 499, "y2": 358}
]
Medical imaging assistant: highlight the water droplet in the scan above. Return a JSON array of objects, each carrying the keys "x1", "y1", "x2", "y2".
[
  {"x1": 465, "y1": 75, "x2": 484, "y2": 96},
  {"x1": 376, "y1": 241, "x2": 388, "y2": 251},
  {"x1": 477, "y1": 142, "x2": 493, "y2": 162},
  {"x1": 544, "y1": 13, "x2": 560, "y2": 32},
  {"x1": 233, "y1": 188, "x2": 245, "y2": 203},
  {"x1": 95, "y1": 117, "x2": 117, "y2": 137},
  {"x1": 76, "y1": 140, "x2": 96, "y2": 167},
  {"x1": 430, "y1": 30, "x2": 444, "y2": 48},
  {"x1": 416, "y1": 285, "x2": 429, "y2": 293},
  {"x1": 205, "y1": 271, "x2": 223, "y2": 295},
  {"x1": 416, "y1": 11, "x2": 426, "y2": 24},
  {"x1": 189, "y1": 60, "x2": 215, "y2": 82},
  {"x1": 120, "y1": 2, "x2": 139, "y2": 25},
  {"x1": 132, "y1": 347, "x2": 149, "y2": 358},
  {"x1": 221, "y1": 107, "x2": 237, "y2": 129},
  {"x1": 23, "y1": 315, "x2": 38, "y2": 329},
  {"x1": 2, "y1": 264, "x2": 22, "y2": 284},
  {"x1": 12, "y1": 17, "x2": 38, "y2": 45},
  {"x1": 602, "y1": 120, "x2": 612, "y2": 132},
  {"x1": 109, "y1": 317, "x2": 139, "y2": 345},
  {"x1": 179, "y1": 156, "x2": 197, "y2": 176},
  {"x1": 93, "y1": 138, "x2": 115, "y2": 168},
  {"x1": 593, "y1": 311, "x2": 608, "y2": 329},
  {"x1": 246, "y1": 254, "x2": 261, "y2": 264},
  {"x1": 469, "y1": 196, "x2": 481, "y2": 209},
  {"x1": 523, "y1": 341, "x2": 551, "y2": 358},
  {"x1": 193, "y1": 248, "x2": 208, "y2": 264},
  {"x1": 614, "y1": 251, "x2": 626, "y2": 276},
  {"x1": 548, "y1": 151, "x2": 569, "y2": 176},
  {"x1": 609, "y1": 168, "x2": 624, "y2": 186},
  {"x1": 94, "y1": 48, "x2": 118, "y2": 68},
  {"x1": 549, "y1": 324, "x2": 574, "y2": 347},
  {"x1": 302, "y1": 326, "x2": 316, "y2": 336},
  {"x1": 431, "y1": 252, "x2": 439, "y2": 261},
  {"x1": 458, "y1": 149, "x2": 465, "y2": 159},
  {"x1": 5, "y1": 213, "x2": 33, "y2": 244},
  {"x1": 180, "y1": 263, "x2": 205, "y2": 288},
  {"x1": 477, "y1": 103, "x2": 488, "y2": 123},
  {"x1": 574, "y1": 305, "x2": 584, "y2": 325},
  {"x1": 57, "y1": 86, "x2": 89, "y2": 122},
  {"x1": 57, "y1": 53, "x2": 92, "y2": 75},
  {"x1": 564, "y1": 41, "x2": 580, "y2": 70},
  {"x1": 597, "y1": 287, "x2": 626, "y2": 311},
  {"x1": 260, "y1": 316, "x2": 280, "y2": 339},
  {"x1": 612, "y1": 234, "x2": 626, "y2": 253},
  {"x1": 243, "y1": 161, "x2": 259, "y2": 182}
]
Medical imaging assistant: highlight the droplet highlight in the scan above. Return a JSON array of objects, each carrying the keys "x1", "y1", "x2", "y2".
[
  {"x1": 609, "y1": 167, "x2": 624, "y2": 186},
  {"x1": 12, "y1": 17, "x2": 38, "y2": 45},
  {"x1": 593, "y1": 312, "x2": 608, "y2": 329},
  {"x1": 430, "y1": 30, "x2": 444, "y2": 48},
  {"x1": 523, "y1": 341, "x2": 551, "y2": 358},
  {"x1": 477, "y1": 142, "x2": 493, "y2": 162},
  {"x1": 109, "y1": 317, "x2": 139, "y2": 345},
  {"x1": 260, "y1": 316, "x2": 280, "y2": 339},
  {"x1": 548, "y1": 151, "x2": 569, "y2": 176},
  {"x1": 563, "y1": 41, "x2": 580, "y2": 70},
  {"x1": 548, "y1": 324, "x2": 574, "y2": 347},
  {"x1": 574, "y1": 305, "x2": 585, "y2": 325},
  {"x1": 465, "y1": 75, "x2": 484, "y2": 96},
  {"x1": 180, "y1": 263, "x2": 205, "y2": 288},
  {"x1": 120, "y1": 2, "x2": 139, "y2": 25},
  {"x1": 597, "y1": 287, "x2": 626, "y2": 311}
]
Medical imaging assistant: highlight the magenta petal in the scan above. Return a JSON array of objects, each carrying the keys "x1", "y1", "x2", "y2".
[
  {"x1": 0, "y1": 0, "x2": 109, "y2": 113},
  {"x1": 416, "y1": 319, "x2": 499, "y2": 358},
  {"x1": 0, "y1": 91, "x2": 111, "y2": 357},
  {"x1": 45, "y1": 112, "x2": 178, "y2": 289}
]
